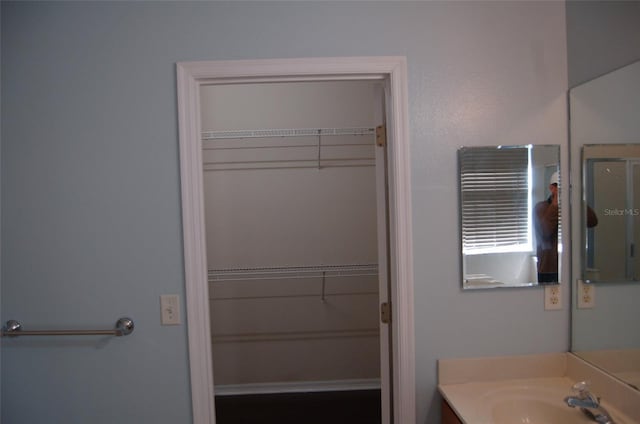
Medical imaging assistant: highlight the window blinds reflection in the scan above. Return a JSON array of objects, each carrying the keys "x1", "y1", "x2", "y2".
[{"x1": 460, "y1": 146, "x2": 531, "y2": 254}]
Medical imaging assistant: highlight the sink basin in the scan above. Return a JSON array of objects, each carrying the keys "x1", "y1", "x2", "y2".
[
  {"x1": 492, "y1": 398, "x2": 593, "y2": 423},
  {"x1": 440, "y1": 376, "x2": 633, "y2": 424},
  {"x1": 475, "y1": 384, "x2": 626, "y2": 424}
]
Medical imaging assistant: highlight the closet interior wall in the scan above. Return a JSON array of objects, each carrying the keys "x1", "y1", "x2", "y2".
[{"x1": 200, "y1": 81, "x2": 383, "y2": 391}]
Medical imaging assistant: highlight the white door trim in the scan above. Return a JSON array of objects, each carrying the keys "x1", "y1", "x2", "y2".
[{"x1": 176, "y1": 56, "x2": 415, "y2": 424}]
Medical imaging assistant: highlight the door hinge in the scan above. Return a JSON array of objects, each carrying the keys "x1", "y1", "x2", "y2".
[
  {"x1": 380, "y1": 302, "x2": 391, "y2": 324},
  {"x1": 376, "y1": 125, "x2": 386, "y2": 147}
]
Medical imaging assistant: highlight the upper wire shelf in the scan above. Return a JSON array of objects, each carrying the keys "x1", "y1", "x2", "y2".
[
  {"x1": 202, "y1": 127, "x2": 376, "y2": 140},
  {"x1": 208, "y1": 263, "x2": 379, "y2": 282},
  {"x1": 201, "y1": 127, "x2": 377, "y2": 171}
]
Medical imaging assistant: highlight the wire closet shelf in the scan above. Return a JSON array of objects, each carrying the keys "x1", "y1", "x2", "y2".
[
  {"x1": 201, "y1": 126, "x2": 378, "y2": 171},
  {"x1": 208, "y1": 263, "x2": 379, "y2": 282},
  {"x1": 209, "y1": 264, "x2": 379, "y2": 302}
]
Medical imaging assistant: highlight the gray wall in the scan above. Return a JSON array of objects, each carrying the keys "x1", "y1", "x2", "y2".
[
  {"x1": 1, "y1": 2, "x2": 569, "y2": 423},
  {"x1": 566, "y1": 0, "x2": 640, "y2": 88}
]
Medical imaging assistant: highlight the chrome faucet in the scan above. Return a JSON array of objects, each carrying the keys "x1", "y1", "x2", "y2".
[{"x1": 564, "y1": 381, "x2": 615, "y2": 424}]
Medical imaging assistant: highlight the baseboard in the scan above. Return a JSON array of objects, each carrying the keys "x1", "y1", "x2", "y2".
[{"x1": 214, "y1": 378, "x2": 381, "y2": 396}]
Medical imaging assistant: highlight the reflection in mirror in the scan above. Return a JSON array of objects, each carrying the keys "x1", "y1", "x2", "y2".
[
  {"x1": 459, "y1": 145, "x2": 560, "y2": 289},
  {"x1": 570, "y1": 60, "x2": 640, "y2": 392},
  {"x1": 583, "y1": 145, "x2": 640, "y2": 282}
]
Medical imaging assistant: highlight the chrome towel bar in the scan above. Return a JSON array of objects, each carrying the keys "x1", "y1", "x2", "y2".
[{"x1": 1, "y1": 317, "x2": 134, "y2": 337}]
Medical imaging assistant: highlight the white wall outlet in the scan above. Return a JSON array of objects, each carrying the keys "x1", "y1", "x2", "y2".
[
  {"x1": 160, "y1": 294, "x2": 181, "y2": 325},
  {"x1": 544, "y1": 285, "x2": 562, "y2": 310},
  {"x1": 577, "y1": 280, "x2": 595, "y2": 309}
]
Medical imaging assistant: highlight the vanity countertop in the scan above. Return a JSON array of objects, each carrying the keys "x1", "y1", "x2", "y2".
[
  {"x1": 439, "y1": 376, "x2": 632, "y2": 424},
  {"x1": 438, "y1": 353, "x2": 640, "y2": 424}
]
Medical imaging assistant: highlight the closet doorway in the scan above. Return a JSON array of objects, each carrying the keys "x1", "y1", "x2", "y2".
[
  {"x1": 201, "y1": 80, "x2": 389, "y2": 424},
  {"x1": 176, "y1": 57, "x2": 415, "y2": 424}
]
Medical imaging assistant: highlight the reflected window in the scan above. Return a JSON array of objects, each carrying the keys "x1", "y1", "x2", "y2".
[{"x1": 460, "y1": 146, "x2": 532, "y2": 255}]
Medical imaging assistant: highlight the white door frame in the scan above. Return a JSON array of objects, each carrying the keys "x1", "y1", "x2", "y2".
[{"x1": 176, "y1": 56, "x2": 415, "y2": 424}]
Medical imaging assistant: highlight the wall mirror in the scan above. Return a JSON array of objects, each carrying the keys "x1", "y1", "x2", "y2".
[
  {"x1": 570, "y1": 60, "x2": 640, "y2": 392},
  {"x1": 459, "y1": 145, "x2": 561, "y2": 289}
]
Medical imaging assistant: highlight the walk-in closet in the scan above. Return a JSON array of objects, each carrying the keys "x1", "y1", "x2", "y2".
[{"x1": 200, "y1": 80, "x2": 388, "y2": 423}]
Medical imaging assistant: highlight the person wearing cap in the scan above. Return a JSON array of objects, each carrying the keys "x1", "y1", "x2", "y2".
[
  {"x1": 533, "y1": 171, "x2": 598, "y2": 283},
  {"x1": 533, "y1": 171, "x2": 560, "y2": 283}
]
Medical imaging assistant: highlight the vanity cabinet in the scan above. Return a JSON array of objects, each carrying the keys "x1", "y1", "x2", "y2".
[{"x1": 441, "y1": 399, "x2": 463, "y2": 424}]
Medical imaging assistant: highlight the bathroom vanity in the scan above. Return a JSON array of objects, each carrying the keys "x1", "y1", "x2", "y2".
[
  {"x1": 438, "y1": 353, "x2": 640, "y2": 424},
  {"x1": 441, "y1": 399, "x2": 463, "y2": 424}
]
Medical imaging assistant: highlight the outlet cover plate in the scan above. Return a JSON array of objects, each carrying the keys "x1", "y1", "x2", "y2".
[
  {"x1": 160, "y1": 294, "x2": 181, "y2": 325},
  {"x1": 544, "y1": 285, "x2": 562, "y2": 310},
  {"x1": 577, "y1": 280, "x2": 595, "y2": 309}
]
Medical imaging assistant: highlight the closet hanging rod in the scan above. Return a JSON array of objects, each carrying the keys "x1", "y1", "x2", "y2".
[
  {"x1": 204, "y1": 157, "x2": 375, "y2": 166},
  {"x1": 203, "y1": 141, "x2": 373, "y2": 151},
  {"x1": 1, "y1": 317, "x2": 135, "y2": 337},
  {"x1": 202, "y1": 127, "x2": 376, "y2": 140},
  {"x1": 204, "y1": 163, "x2": 376, "y2": 172},
  {"x1": 209, "y1": 272, "x2": 378, "y2": 283},
  {"x1": 210, "y1": 263, "x2": 379, "y2": 274},
  {"x1": 209, "y1": 264, "x2": 378, "y2": 282}
]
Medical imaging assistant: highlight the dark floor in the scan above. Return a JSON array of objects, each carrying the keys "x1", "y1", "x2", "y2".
[{"x1": 215, "y1": 389, "x2": 381, "y2": 424}]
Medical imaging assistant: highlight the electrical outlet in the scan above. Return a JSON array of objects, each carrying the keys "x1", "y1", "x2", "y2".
[
  {"x1": 544, "y1": 285, "x2": 562, "y2": 310},
  {"x1": 577, "y1": 280, "x2": 595, "y2": 309},
  {"x1": 160, "y1": 294, "x2": 181, "y2": 325}
]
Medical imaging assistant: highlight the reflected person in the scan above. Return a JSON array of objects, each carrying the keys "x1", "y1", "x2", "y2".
[
  {"x1": 586, "y1": 204, "x2": 598, "y2": 228},
  {"x1": 534, "y1": 171, "x2": 559, "y2": 283}
]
